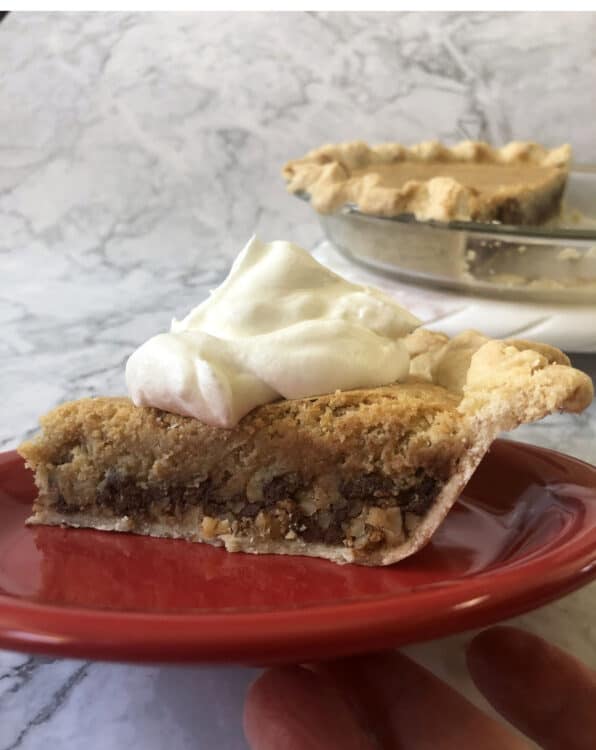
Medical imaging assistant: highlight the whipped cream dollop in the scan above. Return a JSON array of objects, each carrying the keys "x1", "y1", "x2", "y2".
[{"x1": 126, "y1": 237, "x2": 420, "y2": 427}]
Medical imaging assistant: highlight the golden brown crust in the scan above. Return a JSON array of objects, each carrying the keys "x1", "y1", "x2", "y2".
[
  {"x1": 406, "y1": 328, "x2": 592, "y2": 420},
  {"x1": 283, "y1": 140, "x2": 571, "y2": 223},
  {"x1": 19, "y1": 330, "x2": 593, "y2": 566}
]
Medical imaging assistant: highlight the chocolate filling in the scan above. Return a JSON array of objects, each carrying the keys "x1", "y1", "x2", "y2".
[
  {"x1": 494, "y1": 182, "x2": 564, "y2": 226},
  {"x1": 51, "y1": 469, "x2": 442, "y2": 550},
  {"x1": 341, "y1": 470, "x2": 437, "y2": 515},
  {"x1": 262, "y1": 472, "x2": 302, "y2": 503},
  {"x1": 495, "y1": 197, "x2": 524, "y2": 226}
]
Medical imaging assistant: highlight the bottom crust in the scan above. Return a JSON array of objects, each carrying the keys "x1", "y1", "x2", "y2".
[{"x1": 29, "y1": 508, "x2": 359, "y2": 565}]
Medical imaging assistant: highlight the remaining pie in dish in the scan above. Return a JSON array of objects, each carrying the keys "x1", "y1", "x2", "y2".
[
  {"x1": 19, "y1": 329, "x2": 592, "y2": 566},
  {"x1": 283, "y1": 140, "x2": 571, "y2": 224}
]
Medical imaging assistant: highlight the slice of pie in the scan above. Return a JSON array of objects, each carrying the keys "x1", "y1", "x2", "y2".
[
  {"x1": 19, "y1": 329, "x2": 592, "y2": 566},
  {"x1": 283, "y1": 140, "x2": 571, "y2": 224}
]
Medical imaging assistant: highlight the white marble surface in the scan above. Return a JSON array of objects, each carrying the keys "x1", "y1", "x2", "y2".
[{"x1": 1, "y1": 11, "x2": 595, "y2": 750}]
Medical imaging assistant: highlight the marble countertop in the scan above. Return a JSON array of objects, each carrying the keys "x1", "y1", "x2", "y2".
[{"x1": 1, "y1": 11, "x2": 595, "y2": 750}]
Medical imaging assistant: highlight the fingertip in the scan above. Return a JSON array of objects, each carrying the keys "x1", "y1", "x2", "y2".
[
  {"x1": 245, "y1": 666, "x2": 302, "y2": 706},
  {"x1": 469, "y1": 625, "x2": 530, "y2": 651},
  {"x1": 466, "y1": 626, "x2": 539, "y2": 683},
  {"x1": 243, "y1": 667, "x2": 304, "y2": 747},
  {"x1": 243, "y1": 665, "x2": 374, "y2": 750},
  {"x1": 466, "y1": 625, "x2": 596, "y2": 749}
]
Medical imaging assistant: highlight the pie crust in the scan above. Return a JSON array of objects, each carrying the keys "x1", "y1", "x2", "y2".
[
  {"x1": 283, "y1": 140, "x2": 571, "y2": 224},
  {"x1": 19, "y1": 330, "x2": 592, "y2": 566}
]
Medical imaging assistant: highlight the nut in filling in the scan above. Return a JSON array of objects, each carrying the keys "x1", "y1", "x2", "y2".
[{"x1": 49, "y1": 468, "x2": 443, "y2": 552}]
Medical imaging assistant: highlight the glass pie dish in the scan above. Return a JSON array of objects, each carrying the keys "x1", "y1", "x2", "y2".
[{"x1": 296, "y1": 168, "x2": 596, "y2": 304}]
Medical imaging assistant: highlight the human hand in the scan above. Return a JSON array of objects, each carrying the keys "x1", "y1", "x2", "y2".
[{"x1": 244, "y1": 626, "x2": 596, "y2": 749}]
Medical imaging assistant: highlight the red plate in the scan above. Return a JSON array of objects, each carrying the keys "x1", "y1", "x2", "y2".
[{"x1": 0, "y1": 440, "x2": 595, "y2": 664}]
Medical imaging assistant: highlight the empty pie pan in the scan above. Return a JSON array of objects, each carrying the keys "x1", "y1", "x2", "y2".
[{"x1": 295, "y1": 167, "x2": 596, "y2": 304}]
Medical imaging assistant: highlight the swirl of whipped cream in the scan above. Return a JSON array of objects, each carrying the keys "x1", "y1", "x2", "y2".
[{"x1": 126, "y1": 237, "x2": 420, "y2": 427}]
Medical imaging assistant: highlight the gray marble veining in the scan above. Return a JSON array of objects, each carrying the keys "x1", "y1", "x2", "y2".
[{"x1": 1, "y1": 11, "x2": 595, "y2": 750}]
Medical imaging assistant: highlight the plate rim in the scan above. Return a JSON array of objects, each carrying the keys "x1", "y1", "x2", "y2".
[{"x1": 0, "y1": 440, "x2": 595, "y2": 663}]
